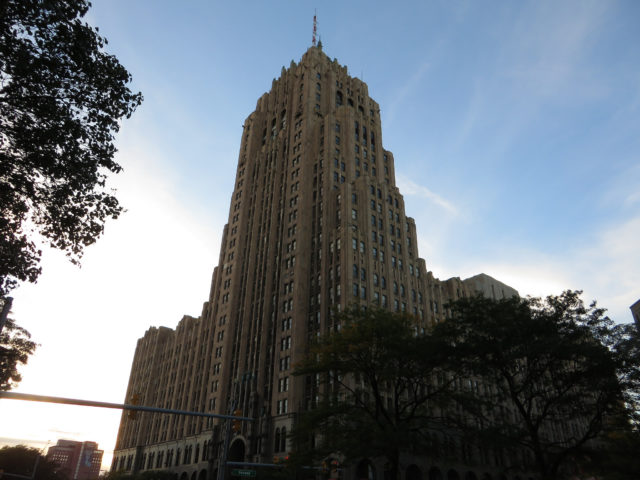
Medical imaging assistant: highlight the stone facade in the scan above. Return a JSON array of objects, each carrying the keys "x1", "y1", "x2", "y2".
[{"x1": 113, "y1": 46, "x2": 524, "y2": 480}]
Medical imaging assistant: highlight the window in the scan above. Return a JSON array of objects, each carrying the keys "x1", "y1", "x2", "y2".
[
  {"x1": 279, "y1": 377, "x2": 289, "y2": 392},
  {"x1": 282, "y1": 317, "x2": 292, "y2": 330},
  {"x1": 352, "y1": 238, "x2": 357, "y2": 250},
  {"x1": 351, "y1": 209, "x2": 357, "y2": 220},
  {"x1": 353, "y1": 283, "x2": 359, "y2": 297},
  {"x1": 280, "y1": 356, "x2": 291, "y2": 371},
  {"x1": 277, "y1": 399, "x2": 288, "y2": 414},
  {"x1": 359, "y1": 241, "x2": 365, "y2": 253},
  {"x1": 361, "y1": 286, "x2": 366, "y2": 299}
]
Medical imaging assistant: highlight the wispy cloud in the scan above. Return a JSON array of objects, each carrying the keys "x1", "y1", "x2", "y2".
[
  {"x1": 503, "y1": 1, "x2": 608, "y2": 99},
  {"x1": 385, "y1": 61, "x2": 430, "y2": 127},
  {"x1": 397, "y1": 173, "x2": 458, "y2": 215}
]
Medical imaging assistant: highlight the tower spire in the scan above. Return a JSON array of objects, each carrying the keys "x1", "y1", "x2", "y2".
[{"x1": 312, "y1": 11, "x2": 317, "y2": 46}]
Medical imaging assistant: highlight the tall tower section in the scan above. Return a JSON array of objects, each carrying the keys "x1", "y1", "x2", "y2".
[
  {"x1": 206, "y1": 44, "x2": 465, "y2": 460},
  {"x1": 114, "y1": 45, "x2": 512, "y2": 477}
]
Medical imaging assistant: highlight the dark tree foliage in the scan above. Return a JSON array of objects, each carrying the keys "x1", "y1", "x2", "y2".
[
  {"x1": 583, "y1": 413, "x2": 640, "y2": 480},
  {"x1": 0, "y1": 0, "x2": 143, "y2": 295},
  {"x1": 0, "y1": 445, "x2": 68, "y2": 480},
  {"x1": 434, "y1": 291, "x2": 637, "y2": 480},
  {"x1": 0, "y1": 312, "x2": 37, "y2": 391},
  {"x1": 292, "y1": 308, "x2": 458, "y2": 480}
]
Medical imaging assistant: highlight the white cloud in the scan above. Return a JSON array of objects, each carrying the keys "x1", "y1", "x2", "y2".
[
  {"x1": 426, "y1": 215, "x2": 640, "y2": 324},
  {"x1": 397, "y1": 173, "x2": 459, "y2": 215}
]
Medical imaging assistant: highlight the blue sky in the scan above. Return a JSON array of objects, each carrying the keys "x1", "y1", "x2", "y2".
[{"x1": 2, "y1": 0, "x2": 639, "y2": 469}]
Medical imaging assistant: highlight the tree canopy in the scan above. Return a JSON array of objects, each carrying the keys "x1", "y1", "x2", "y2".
[
  {"x1": 0, "y1": 0, "x2": 142, "y2": 296},
  {"x1": 0, "y1": 445, "x2": 68, "y2": 480},
  {"x1": 0, "y1": 305, "x2": 37, "y2": 391},
  {"x1": 434, "y1": 291, "x2": 638, "y2": 480},
  {"x1": 290, "y1": 293, "x2": 639, "y2": 480},
  {"x1": 292, "y1": 308, "x2": 459, "y2": 480}
]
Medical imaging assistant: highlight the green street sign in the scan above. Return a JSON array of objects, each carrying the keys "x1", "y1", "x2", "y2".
[{"x1": 231, "y1": 469, "x2": 257, "y2": 477}]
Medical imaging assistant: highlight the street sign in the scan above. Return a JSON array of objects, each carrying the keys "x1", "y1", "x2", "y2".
[{"x1": 231, "y1": 469, "x2": 256, "y2": 477}]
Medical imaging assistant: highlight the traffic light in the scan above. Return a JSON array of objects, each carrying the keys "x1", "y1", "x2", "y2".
[
  {"x1": 128, "y1": 393, "x2": 140, "y2": 420},
  {"x1": 232, "y1": 409, "x2": 242, "y2": 432}
]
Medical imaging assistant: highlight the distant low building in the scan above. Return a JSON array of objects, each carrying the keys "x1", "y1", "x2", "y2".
[
  {"x1": 631, "y1": 298, "x2": 640, "y2": 329},
  {"x1": 463, "y1": 273, "x2": 519, "y2": 300},
  {"x1": 46, "y1": 440, "x2": 102, "y2": 480}
]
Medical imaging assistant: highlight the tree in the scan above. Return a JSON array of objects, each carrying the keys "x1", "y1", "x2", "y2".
[
  {"x1": 0, "y1": 0, "x2": 143, "y2": 296},
  {"x1": 0, "y1": 306, "x2": 37, "y2": 391},
  {"x1": 292, "y1": 308, "x2": 457, "y2": 480},
  {"x1": 0, "y1": 445, "x2": 68, "y2": 480},
  {"x1": 434, "y1": 291, "x2": 637, "y2": 480}
]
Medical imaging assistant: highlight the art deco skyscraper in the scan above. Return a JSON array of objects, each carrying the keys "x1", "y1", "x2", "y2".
[{"x1": 113, "y1": 45, "x2": 517, "y2": 479}]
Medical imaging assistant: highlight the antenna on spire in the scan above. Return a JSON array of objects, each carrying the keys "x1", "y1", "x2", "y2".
[{"x1": 312, "y1": 11, "x2": 317, "y2": 46}]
